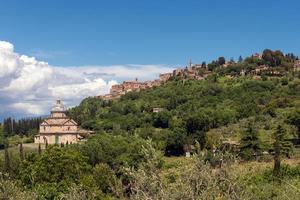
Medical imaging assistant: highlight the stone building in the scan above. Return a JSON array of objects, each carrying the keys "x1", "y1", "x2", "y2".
[
  {"x1": 294, "y1": 60, "x2": 300, "y2": 71},
  {"x1": 34, "y1": 100, "x2": 82, "y2": 144},
  {"x1": 110, "y1": 84, "x2": 124, "y2": 95},
  {"x1": 159, "y1": 73, "x2": 173, "y2": 82},
  {"x1": 122, "y1": 78, "x2": 141, "y2": 92}
]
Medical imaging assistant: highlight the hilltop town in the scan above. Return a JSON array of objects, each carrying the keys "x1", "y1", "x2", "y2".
[
  {"x1": 98, "y1": 61, "x2": 211, "y2": 100},
  {"x1": 99, "y1": 53, "x2": 300, "y2": 100}
]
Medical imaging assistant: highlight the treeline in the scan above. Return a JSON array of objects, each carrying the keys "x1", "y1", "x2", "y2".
[
  {"x1": 207, "y1": 49, "x2": 298, "y2": 73},
  {"x1": 2, "y1": 117, "x2": 42, "y2": 136}
]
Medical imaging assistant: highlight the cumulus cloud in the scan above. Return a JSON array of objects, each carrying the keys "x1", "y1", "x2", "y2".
[
  {"x1": 0, "y1": 41, "x2": 174, "y2": 118},
  {"x1": 9, "y1": 102, "x2": 45, "y2": 115},
  {"x1": 0, "y1": 41, "x2": 20, "y2": 77}
]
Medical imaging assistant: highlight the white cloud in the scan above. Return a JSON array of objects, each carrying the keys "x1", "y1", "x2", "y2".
[
  {"x1": 9, "y1": 102, "x2": 45, "y2": 115},
  {"x1": 0, "y1": 41, "x2": 175, "y2": 117},
  {"x1": 0, "y1": 41, "x2": 20, "y2": 77},
  {"x1": 4, "y1": 55, "x2": 53, "y2": 91}
]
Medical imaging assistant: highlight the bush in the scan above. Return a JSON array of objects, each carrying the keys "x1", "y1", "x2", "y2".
[{"x1": 78, "y1": 134, "x2": 146, "y2": 168}]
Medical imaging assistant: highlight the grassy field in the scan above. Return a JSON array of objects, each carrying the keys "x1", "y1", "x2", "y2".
[
  {"x1": 161, "y1": 152, "x2": 300, "y2": 199},
  {"x1": 0, "y1": 143, "x2": 46, "y2": 157}
]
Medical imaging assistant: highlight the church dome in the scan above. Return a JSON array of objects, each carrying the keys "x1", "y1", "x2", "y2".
[{"x1": 51, "y1": 100, "x2": 65, "y2": 112}]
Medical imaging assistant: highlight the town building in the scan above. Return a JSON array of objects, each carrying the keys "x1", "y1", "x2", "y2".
[
  {"x1": 294, "y1": 60, "x2": 300, "y2": 71},
  {"x1": 34, "y1": 100, "x2": 87, "y2": 144},
  {"x1": 159, "y1": 73, "x2": 173, "y2": 82},
  {"x1": 152, "y1": 107, "x2": 164, "y2": 113},
  {"x1": 123, "y1": 78, "x2": 142, "y2": 92}
]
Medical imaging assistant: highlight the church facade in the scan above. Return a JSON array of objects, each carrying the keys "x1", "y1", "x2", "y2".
[{"x1": 34, "y1": 100, "x2": 81, "y2": 144}]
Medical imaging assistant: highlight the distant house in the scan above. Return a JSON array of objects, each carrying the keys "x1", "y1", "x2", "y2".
[
  {"x1": 153, "y1": 107, "x2": 163, "y2": 113},
  {"x1": 159, "y1": 73, "x2": 173, "y2": 82},
  {"x1": 34, "y1": 100, "x2": 91, "y2": 145},
  {"x1": 294, "y1": 60, "x2": 300, "y2": 71}
]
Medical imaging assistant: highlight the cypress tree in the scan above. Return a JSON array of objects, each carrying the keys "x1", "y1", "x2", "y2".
[
  {"x1": 4, "y1": 145, "x2": 10, "y2": 173},
  {"x1": 240, "y1": 122, "x2": 261, "y2": 160},
  {"x1": 273, "y1": 125, "x2": 292, "y2": 176},
  {"x1": 38, "y1": 143, "x2": 42, "y2": 155},
  {"x1": 19, "y1": 142, "x2": 24, "y2": 161}
]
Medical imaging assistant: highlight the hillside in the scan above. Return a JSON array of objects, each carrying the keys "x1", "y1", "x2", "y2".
[
  {"x1": 1, "y1": 49, "x2": 300, "y2": 199},
  {"x1": 69, "y1": 50, "x2": 300, "y2": 156}
]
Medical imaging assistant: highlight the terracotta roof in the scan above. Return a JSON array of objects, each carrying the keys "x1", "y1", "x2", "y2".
[{"x1": 41, "y1": 118, "x2": 77, "y2": 126}]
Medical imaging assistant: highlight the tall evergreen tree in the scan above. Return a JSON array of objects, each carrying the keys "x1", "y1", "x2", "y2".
[
  {"x1": 4, "y1": 144, "x2": 10, "y2": 173},
  {"x1": 288, "y1": 109, "x2": 300, "y2": 138},
  {"x1": 240, "y1": 122, "x2": 261, "y2": 160},
  {"x1": 238, "y1": 55, "x2": 243, "y2": 63},
  {"x1": 273, "y1": 125, "x2": 293, "y2": 176},
  {"x1": 218, "y1": 57, "x2": 226, "y2": 65},
  {"x1": 38, "y1": 143, "x2": 42, "y2": 155},
  {"x1": 19, "y1": 142, "x2": 24, "y2": 161}
]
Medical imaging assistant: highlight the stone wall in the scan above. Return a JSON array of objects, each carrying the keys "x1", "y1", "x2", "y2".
[
  {"x1": 39, "y1": 125, "x2": 77, "y2": 133},
  {"x1": 34, "y1": 133, "x2": 79, "y2": 144}
]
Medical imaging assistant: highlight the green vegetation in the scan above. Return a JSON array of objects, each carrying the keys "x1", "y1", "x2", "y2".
[{"x1": 1, "y1": 49, "x2": 300, "y2": 199}]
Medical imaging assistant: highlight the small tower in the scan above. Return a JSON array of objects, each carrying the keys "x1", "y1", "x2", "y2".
[
  {"x1": 189, "y1": 59, "x2": 192, "y2": 67},
  {"x1": 51, "y1": 100, "x2": 66, "y2": 118}
]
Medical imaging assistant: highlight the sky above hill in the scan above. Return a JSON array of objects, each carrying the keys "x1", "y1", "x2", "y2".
[{"x1": 1, "y1": 0, "x2": 300, "y2": 119}]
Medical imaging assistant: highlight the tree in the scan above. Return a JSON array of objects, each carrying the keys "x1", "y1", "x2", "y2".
[
  {"x1": 19, "y1": 142, "x2": 24, "y2": 161},
  {"x1": 186, "y1": 113, "x2": 210, "y2": 134},
  {"x1": 125, "y1": 140, "x2": 164, "y2": 200},
  {"x1": 273, "y1": 125, "x2": 293, "y2": 176},
  {"x1": 165, "y1": 128, "x2": 186, "y2": 156},
  {"x1": 4, "y1": 146, "x2": 10, "y2": 173},
  {"x1": 288, "y1": 109, "x2": 300, "y2": 137},
  {"x1": 38, "y1": 143, "x2": 42, "y2": 155},
  {"x1": 207, "y1": 61, "x2": 219, "y2": 71},
  {"x1": 92, "y1": 163, "x2": 118, "y2": 194},
  {"x1": 239, "y1": 122, "x2": 261, "y2": 160},
  {"x1": 0, "y1": 174, "x2": 37, "y2": 200},
  {"x1": 238, "y1": 55, "x2": 243, "y2": 63},
  {"x1": 78, "y1": 134, "x2": 146, "y2": 168},
  {"x1": 262, "y1": 49, "x2": 284, "y2": 67},
  {"x1": 153, "y1": 111, "x2": 170, "y2": 128},
  {"x1": 218, "y1": 57, "x2": 226, "y2": 65},
  {"x1": 20, "y1": 146, "x2": 90, "y2": 198}
]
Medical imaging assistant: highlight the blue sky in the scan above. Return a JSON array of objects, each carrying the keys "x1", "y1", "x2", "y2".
[
  {"x1": 1, "y1": 0, "x2": 300, "y2": 119},
  {"x1": 1, "y1": 0, "x2": 300, "y2": 66}
]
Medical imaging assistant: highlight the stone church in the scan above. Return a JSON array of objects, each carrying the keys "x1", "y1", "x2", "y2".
[{"x1": 34, "y1": 100, "x2": 82, "y2": 144}]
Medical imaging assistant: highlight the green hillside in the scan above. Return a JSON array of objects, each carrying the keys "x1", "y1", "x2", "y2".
[{"x1": 69, "y1": 72, "x2": 300, "y2": 156}]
